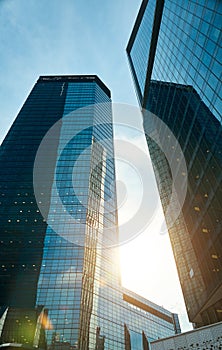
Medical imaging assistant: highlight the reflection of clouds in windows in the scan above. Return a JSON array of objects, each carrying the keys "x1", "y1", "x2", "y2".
[
  {"x1": 55, "y1": 269, "x2": 83, "y2": 288},
  {"x1": 129, "y1": 330, "x2": 143, "y2": 349}
]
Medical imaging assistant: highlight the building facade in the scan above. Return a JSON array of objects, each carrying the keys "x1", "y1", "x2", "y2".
[
  {"x1": 0, "y1": 75, "x2": 179, "y2": 349},
  {"x1": 127, "y1": 0, "x2": 222, "y2": 327}
]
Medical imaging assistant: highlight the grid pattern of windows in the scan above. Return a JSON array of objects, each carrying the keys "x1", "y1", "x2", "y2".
[
  {"x1": 0, "y1": 79, "x2": 67, "y2": 312},
  {"x1": 152, "y1": 0, "x2": 222, "y2": 123},
  {"x1": 129, "y1": 0, "x2": 156, "y2": 96},
  {"x1": 127, "y1": 0, "x2": 222, "y2": 327},
  {"x1": 0, "y1": 76, "x2": 179, "y2": 349},
  {"x1": 145, "y1": 82, "x2": 222, "y2": 323}
]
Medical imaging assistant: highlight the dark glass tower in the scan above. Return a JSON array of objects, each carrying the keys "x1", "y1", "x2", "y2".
[
  {"x1": 127, "y1": 0, "x2": 222, "y2": 327},
  {"x1": 0, "y1": 75, "x2": 180, "y2": 349}
]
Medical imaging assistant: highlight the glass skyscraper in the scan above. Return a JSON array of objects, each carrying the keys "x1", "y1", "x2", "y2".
[
  {"x1": 127, "y1": 0, "x2": 222, "y2": 327},
  {"x1": 0, "y1": 75, "x2": 180, "y2": 349}
]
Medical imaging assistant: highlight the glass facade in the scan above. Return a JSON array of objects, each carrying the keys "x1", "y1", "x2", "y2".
[
  {"x1": 0, "y1": 75, "x2": 179, "y2": 349},
  {"x1": 128, "y1": 0, "x2": 156, "y2": 98},
  {"x1": 127, "y1": 0, "x2": 222, "y2": 327}
]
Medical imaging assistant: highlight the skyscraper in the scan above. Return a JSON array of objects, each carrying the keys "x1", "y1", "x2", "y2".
[
  {"x1": 0, "y1": 75, "x2": 180, "y2": 349},
  {"x1": 127, "y1": 0, "x2": 222, "y2": 327}
]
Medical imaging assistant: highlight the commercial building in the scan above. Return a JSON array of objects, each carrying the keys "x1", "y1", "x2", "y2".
[
  {"x1": 0, "y1": 75, "x2": 179, "y2": 349},
  {"x1": 127, "y1": 0, "x2": 222, "y2": 327}
]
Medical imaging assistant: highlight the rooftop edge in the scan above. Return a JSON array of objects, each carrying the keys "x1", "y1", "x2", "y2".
[{"x1": 37, "y1": 75, "x2": 111, "y2": 98}]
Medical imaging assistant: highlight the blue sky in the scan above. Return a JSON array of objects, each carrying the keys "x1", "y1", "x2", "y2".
[
  {"x1": 0, "y1": 0, "x2": 139, "y2": 141},
  {"x1": 0, "y1": 0, "x2": 192, "y2": 331}
]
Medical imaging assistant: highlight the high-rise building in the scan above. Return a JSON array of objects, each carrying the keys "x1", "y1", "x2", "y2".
[
  {"x1": 127, "y1": 0, "x2": 222, "y2": 327},
  {"x1": 0, "y1": 75, "x2": 180, "y2": 349}
]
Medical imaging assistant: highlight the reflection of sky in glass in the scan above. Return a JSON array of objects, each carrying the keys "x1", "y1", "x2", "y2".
[
  {"x1": 36, "y1": 81, "x2": 114, "y2": 345},
  {"x1": 130, "y1": 330, "x2": 143, "y2": 349},
  {"x1": 129, "y1": 0, "x2": 221, "y2": 123},
  {"x1": 151, "y1": 0, "x2": 222, "y2": 123},
  {"x1": 130, "y1": 0, "x2": 156, "y2": 96},
  {"x1": 35, "y1": 80, "x2": 178, "y2": 347},
  {"x1": 127, "y1": 0, "x2": 222, "y2": 331}
]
